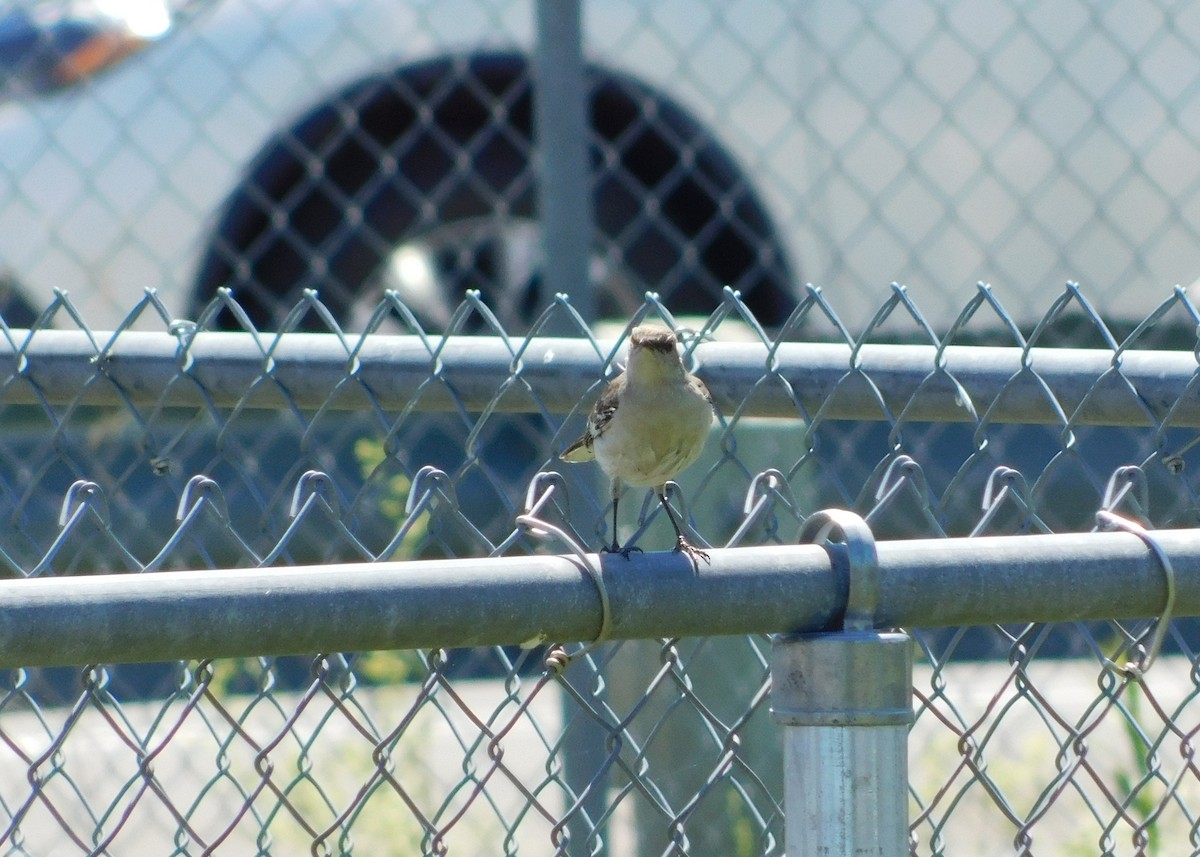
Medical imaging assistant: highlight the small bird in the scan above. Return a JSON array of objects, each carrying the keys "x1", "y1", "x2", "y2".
[{"x1": 560, "y1": 325, "x2": 715, "y2": 564}]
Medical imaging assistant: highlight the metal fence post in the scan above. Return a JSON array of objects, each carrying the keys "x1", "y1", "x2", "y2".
[
  {"x1": 533, "y1": 0, "x2": 595, "y2": 325},
  {"x1": 533, "y1": 5, "x2": 609, "y2": 852},
  {"x1": 771, "y1": 630, "x2": 913, "y2": 856},
  {"x1": 771, "y1": 509, "x2": 913, "y2": 856}
]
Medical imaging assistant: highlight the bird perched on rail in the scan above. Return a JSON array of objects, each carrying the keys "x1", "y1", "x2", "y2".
[{"x1": 560, "y1": 324, "x2": 715, "y2": 564}]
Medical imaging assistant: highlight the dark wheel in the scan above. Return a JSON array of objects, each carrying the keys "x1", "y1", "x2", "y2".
[
  {"x1": 192, "y1": 52, "x2": 797, "y2": 330},
  {"x1": 0, "y1": 271, "x2": 39, "y2": 327}
]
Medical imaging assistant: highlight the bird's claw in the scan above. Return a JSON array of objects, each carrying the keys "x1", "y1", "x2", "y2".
[
  {"x1": 675, "y1": 536, "x2": 711, "y2": 565},
  {"x1": 602, "y1": 543, "x2": 644, "y2": 560}
]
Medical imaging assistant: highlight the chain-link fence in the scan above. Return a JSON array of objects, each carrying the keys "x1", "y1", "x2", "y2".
[
  {"x1": 0, "y1": 285, "x2": 1197, "y2": 855},
  {"x1": 4, "y1": 1, "x2": 1200, "y2": 854},
  {"x1": 3, "y1": 0, "x2": 1200, "y2": 333}
]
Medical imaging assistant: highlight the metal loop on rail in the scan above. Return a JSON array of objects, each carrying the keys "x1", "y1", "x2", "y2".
[
  {"x1": 799, "y1": 508, "x2": 880, "y2": 632},
  {"x1": 514, "y1": 472, "x2": 612, "y2": 671},
  {"x1": 1095, "y1": 510, "x2": 1176, "y2": 678}
]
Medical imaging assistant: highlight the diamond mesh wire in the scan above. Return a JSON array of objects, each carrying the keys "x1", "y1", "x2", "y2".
[
  {"x1": 0, "y1": 286, "x2": 1197, "y2": 855},
  {"x1": 3, "y1": 1, "x2": 1200, "y2": 853}
]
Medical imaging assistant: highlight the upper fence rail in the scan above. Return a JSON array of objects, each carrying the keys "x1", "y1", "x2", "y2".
[
  {"x1": 4, "y1": 283, "x2": 1200, "y2": 424},
  {"x1": 5, "y1": 316, "x2": 1200, "y2": 427}
]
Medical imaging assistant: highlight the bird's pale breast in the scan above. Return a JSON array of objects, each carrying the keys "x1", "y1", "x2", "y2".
[{"x1": 593, "y1": 377, "x2": 712, "y2": 487}]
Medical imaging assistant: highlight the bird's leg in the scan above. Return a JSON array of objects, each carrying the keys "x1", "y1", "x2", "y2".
[
  {"x1": 607, "y1": 491, "x2": 622, "y2": 553},
  {"x1": 601, "y1": 478, "x2": 642, "y2": 559},
  {"x1": 657, "y1": 488, "x2": 710, "y2": 566}
]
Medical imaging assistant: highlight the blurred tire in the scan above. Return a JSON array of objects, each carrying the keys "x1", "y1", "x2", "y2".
[{"x1": 192, "y1": 51, "x2": 797, "y2": 330}]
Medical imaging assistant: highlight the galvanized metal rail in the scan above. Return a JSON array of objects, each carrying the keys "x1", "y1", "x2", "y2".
[
  {"x1": 0, "y1": 329, "x2": 1197, "y2": 426},
  {"x1": 0, "y1": 527, "x2": 1185, "y2": 669}
]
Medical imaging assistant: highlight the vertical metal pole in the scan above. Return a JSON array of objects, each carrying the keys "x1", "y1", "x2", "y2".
[
  {"x1": 534, "y1": 6, "x2": 608, "y2": 854},
  {"x1": 771, "y1": 630, "x2": 913, "y2": 856},
  {"x1": 533, "y1": 0, "x2": 596, "y2": 328}
]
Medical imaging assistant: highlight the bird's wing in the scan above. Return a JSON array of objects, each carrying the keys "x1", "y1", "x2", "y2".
[
  {"x1": 559, "y1": 434, "x2": 595, "y2": 462},
  {"x1": 588, "y1": 376, "x2": 623, "y2": 434},
  {"x1": 559, "y1": 375, "x2": 623, "y2": 462}
]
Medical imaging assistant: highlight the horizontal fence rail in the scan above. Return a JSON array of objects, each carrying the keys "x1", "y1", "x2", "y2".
[
  {"x1": 0, "y1": 528, "x2": 1187, "y2": 669},
  {"x1": 3, "y1": 329, "x2": 1200, "y2": 426}
]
